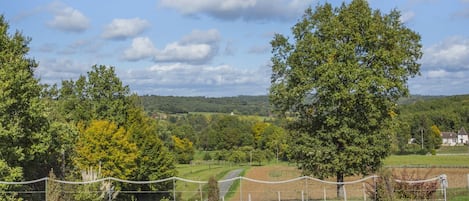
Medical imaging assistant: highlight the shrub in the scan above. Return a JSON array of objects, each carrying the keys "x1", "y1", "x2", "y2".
[{"x1": 366, "y1": 168, "x2": 439, "y2": 200}]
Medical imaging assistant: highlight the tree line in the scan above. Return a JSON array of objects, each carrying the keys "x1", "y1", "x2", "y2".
[{"x1": 140, "y1": 95, "x2": 270, "y2": 116}]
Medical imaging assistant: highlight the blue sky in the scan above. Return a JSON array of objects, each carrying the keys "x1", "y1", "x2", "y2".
[{"x1": 2, "y1": 0, "x2": 469, "y2": 97}]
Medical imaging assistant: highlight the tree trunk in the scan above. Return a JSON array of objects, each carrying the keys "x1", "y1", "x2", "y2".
[{"x1": 336, "y1": 172, "x2": 345, "y2": 199}]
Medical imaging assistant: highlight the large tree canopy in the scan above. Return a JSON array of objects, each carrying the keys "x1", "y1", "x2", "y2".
[
  {"x1": 0, "y1": 15, "x2": 50, "y2": 182},
  {"x1": 269, "y1": 0, "x2": 422, "y2": 197}
]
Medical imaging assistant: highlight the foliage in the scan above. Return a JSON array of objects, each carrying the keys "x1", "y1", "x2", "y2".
[
  {"x1": 201, "y1": 115, "x2": 254, "y2": 150},
  {"x1": 252, "y1": 122, "x2": 270, "y2": 148},
  {"x1": 140, "y1": 95, "x2": 270, "y2": 116},
  {"x1": 261, "y1": 125, "x2": 288, "y2": 161},
  {"x1": 57, "y1": 65, "x2": 131, "y2": 126},
  {"x1": 0, "y1": 159, "x2": 23, "y2": 201},
  {"x1": 126, "y1": 105, "x2": 177, "y2": 193},
  {"x1": 46, "y1": 169, "x2": 63, "y2": 201},
  {"x1": 269, "y1": 0, "x2": 422, "y2": 197},
  {"x1": 73, "y1": 120, "x2": 138, "y2": 179},
  {"x1": 171, "y1": 136, "x2": 195, "y2": 164},
  {"x1": 0, "y1": 15, "x2": 51, "y2": 184}
]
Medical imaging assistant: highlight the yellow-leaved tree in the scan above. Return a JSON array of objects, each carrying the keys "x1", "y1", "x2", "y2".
[
  {"x1": 74, "y1": 120, "x2": 137, "y2": 179},
  {"x1": 171, "y1": 135, "x2": 194, "y2": 164}
]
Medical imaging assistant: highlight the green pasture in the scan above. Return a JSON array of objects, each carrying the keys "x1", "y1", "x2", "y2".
[
  {"x1": 384, "y1": 154, "x2": 469, "y2": 167},
  {"x1": 175, "y1": 163, "x2": 247, "y2": 200},
  {"x1": 188, "y1": 112, "x2": 271, "y2": 121}
]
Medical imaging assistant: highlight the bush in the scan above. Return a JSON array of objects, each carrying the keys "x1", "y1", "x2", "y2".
[{"x1": 366, "y1": 168, "x2": 439, "y2": 200}]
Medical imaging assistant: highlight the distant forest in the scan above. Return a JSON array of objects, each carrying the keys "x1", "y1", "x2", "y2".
[
  {"x1": 140, "y1": 94, "x2": 469, "y2": 154},
  {"x1": 139, "y1": 94, "x2": 454, "y2": 116},
  {"x1": 140, "y1": 95, "x2": 271, "y2": 116}
]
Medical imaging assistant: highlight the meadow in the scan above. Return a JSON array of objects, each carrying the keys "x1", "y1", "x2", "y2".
[{"x1": 175, "y1": 148, "x2": 469, "y2": 201}]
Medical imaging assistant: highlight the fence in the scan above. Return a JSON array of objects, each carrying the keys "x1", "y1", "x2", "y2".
[{"x1": 0, "y1": 174, "x2": 448, "y2": 201}]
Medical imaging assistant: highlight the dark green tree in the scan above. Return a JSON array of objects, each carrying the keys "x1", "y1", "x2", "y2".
[
  {"x1": 270, "y1": 0, "x2": 421, "y2": 197},
  {"x1": 126, "y1": 102, "x2": 177, "y2": 200},
  {"x1": 0, "y1": 15, "x2": 50, "y2": 182}
]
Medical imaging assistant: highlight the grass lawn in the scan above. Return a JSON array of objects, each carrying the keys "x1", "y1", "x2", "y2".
[
  {"x1": 384, "y1": 154, "x2": 469, "y2": 167},
  {"x1": 175, "y1": 163, "x2": 246, "y2": 200}
]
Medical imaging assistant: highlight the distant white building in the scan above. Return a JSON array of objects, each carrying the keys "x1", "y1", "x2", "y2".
[
  {"x1": 442, "y1": 127, "x2": 468, "y2": 146},
  {"x1": 458, "y1": 127, "x2": 468, "y2": 144}
]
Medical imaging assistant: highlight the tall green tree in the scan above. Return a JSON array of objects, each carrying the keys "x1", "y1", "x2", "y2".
[
  {"x1": 0, "y1": 15, "x2": 50, "y2": 182},
  {"x1": 57, "y1": 65, "x2": 131, "y2": 126},
  {"x1": 126, "y1": 103, "x2": 177, "y2": 197},
  {"x1": 270, "y1": 0, "x2": 421, "y2": 197}
]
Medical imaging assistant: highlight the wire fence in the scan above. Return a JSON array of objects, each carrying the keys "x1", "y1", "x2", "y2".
[{"x1": 0, "y1": 174, "x2": 449, "y2": 201}]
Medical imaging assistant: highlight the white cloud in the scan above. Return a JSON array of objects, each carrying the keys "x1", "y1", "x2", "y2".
[
  {"x1": 400, "y1": 11, "x2": 415, "y2": 23},
  {"x1": 411, "y1": 36, "x2": 469, "y2": 95},
  {"x1": 422, "y1": 36, "x2": 469, "y2": 70},
  {"x1": 159, "y1": 0, "x2": 310, "y2": 21},
  {"x1": 180, "y1": 29, "x2": 220, "y2": 45},
  {"x1": 35, "y1": 58, "x2": 90, "y2": 85},
  {"x1": 47, "y1": 2, "x2": 89, "y2": 32},
  {"x1": 155, "y1": 29, "x2": 221, "y2": 64},
  {"x1": 409, "y1": 70, "x2": 469, "y2": 95},
  {"x1": 102, "y1": 18, "x2": 150, "y2": 40},
  {"x1": 121, "y1": 63, "x2": 270, "y2": 96},
  {"x1": 122, "y1": 37, "x2": 156, "y2": 61},
  {"x1": 121, "y1": 29, "x2": 220, "y2": 63},
  {"x1": 154, "y1": 43, "x2": 213, "y2": 63}
]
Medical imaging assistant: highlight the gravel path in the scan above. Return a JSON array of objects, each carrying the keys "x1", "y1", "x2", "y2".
[{"x1": 218, "y1": 169, "x2": 243, "y2": 199}]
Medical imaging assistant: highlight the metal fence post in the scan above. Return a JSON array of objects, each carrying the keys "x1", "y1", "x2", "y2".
[
  {"x1": 173, "y1": 178, "x2": 176, "y2": 201},
  {"x1": 440, "y1": 174, "x2": 448, "y2": 201},
  {"x1": 239, "y1": 177, "x2": 242, "y2": 201},
  {"x1": 45, "y1": 177, "x2": 48, "y2": 201}
]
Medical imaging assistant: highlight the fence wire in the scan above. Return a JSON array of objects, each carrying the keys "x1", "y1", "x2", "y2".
[{"x1": 0, "y1": 174, "x2": 448, "y2": 201}]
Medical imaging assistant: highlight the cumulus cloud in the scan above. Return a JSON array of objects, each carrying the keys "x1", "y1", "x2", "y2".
[
  {"x1": 422, "y1": 36, "x2": 469, "y2": 70},
  {"x1": 47, "y1": 2, "x2": 89, "y2": 32},
  {"x1": 426, "y1": 69, "x2": 464, "y2": 79},
  {"x1": 159, "y1": 0, "x2": 310, "y2": 21},
  {"x1": 122, "y1": 29, "x2": 220, "y2": 63},
  {"x1": 121, "y1": 63, "x2": 270, "y2": 96},
  {"x1": 35, "y1": 58, "x2": 90, "y2": 85},
  {"x1": 102, "y1": 18, "x2": 150, "y2": 40},
  {"x1": 122, "y1": 37, "x2": 157, "y2": 61},
  {"x1": 410, "y1": 36, "x2": 469, "y2": 95},
  {"x1": 409, "y1": 70, "x2": 469, "y2": 95},
  {"x1": 154, "y1": 29, "x2": 220, "y2": 63}
]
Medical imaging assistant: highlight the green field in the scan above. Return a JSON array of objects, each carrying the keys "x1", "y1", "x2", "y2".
[
  {"x1": 437, "y1": 146, "x2": 469, "y2": 154},
  {"x1": 175, "y1": 163, "x2": 247, "y2": 200},
  {"x1": 175, "y1": 152, "x2": 469, "y2": 200},
  {"x1": 384, "y1": 154, "x2": 469, "y2": 167}
]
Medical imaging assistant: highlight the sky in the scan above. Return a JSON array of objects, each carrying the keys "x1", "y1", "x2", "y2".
[{"x1": 1, "y1": 0, "x2": 469, "y2": 97}]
